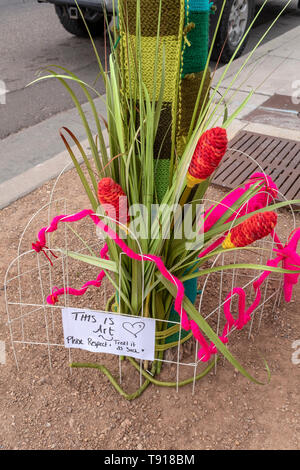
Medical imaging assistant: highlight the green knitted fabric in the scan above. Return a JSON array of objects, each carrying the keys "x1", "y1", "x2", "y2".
[
  {"x1": 119, "y1": 0, "x2": 185, "y2": 204},
  {"x1": 154, "y1": 159, "x2": 171, "y2": 204},
  {"x1": 152, "y1": 0, "x2": 211, "y2": 201},
  {"x1": 182, "y1": 0, "x2": 210, "y2": 78},
  {"x1": 167, "y1": 274, "x2": 199, "y2": 343}
]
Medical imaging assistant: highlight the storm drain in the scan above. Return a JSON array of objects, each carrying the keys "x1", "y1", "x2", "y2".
[{"x1": 212, "y1": 130, "x2": 300, "y2": 203}]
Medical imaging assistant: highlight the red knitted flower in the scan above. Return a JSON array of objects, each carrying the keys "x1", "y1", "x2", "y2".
[
  {"x1": 222, "y1": 211, "x2": 277, "y2": 249},
  {"x1": 187, "y1": 127, "x2": 228, "y2": 188},
  {"x1": 98, "y1": 177, "x2": 129, "y2": 225}
]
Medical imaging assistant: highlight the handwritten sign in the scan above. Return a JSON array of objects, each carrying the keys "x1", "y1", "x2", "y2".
[{"x1": 61, "y1": 307, "x2": 156, "y2": 361}]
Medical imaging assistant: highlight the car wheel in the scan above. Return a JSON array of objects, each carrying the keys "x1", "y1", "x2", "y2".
[
  {"x1": 211, "y1": 0, "x2": 255, "y2": 63},
  {"x1": 55, "y1": 5, "x2": 111, "y2": 38}
]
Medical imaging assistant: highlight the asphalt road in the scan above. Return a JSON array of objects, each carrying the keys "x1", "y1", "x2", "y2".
[{"x1": 0, "y1": 0, "x2": 299, "y2": 141}]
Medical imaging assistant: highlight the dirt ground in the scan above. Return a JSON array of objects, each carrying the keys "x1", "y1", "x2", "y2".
[{"x1": 0, "y1": 166, "x2": 299, "y2": 451}]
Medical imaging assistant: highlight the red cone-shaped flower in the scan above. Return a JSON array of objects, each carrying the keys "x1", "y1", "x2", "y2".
[
  {"x1": 222, "y1": 211, "x2": 277, "y2": 249},
  {"x1": 187, "y1": 127, "x2": 228, "y2": 188},
  {"x1": 98, "y1": 177, "x2": 129, "y2": 225}
]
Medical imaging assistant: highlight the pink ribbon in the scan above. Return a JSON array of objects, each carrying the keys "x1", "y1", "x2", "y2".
[
  {"x1": 199, "y1": 172, "x2": 278, "y2": 260},
  {"x1": 211, "y1": 228, "x2": 300, "y2": 354}
]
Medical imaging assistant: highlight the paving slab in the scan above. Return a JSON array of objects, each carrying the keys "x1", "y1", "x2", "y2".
[{"x1": 1, "y1": 13, "x2": 300, "y2": 209}]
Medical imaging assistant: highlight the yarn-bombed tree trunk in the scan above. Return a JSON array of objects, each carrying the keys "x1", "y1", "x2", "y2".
[
  {"x1": 118, "y1": 0, "x2": 211, "y2": 202},
  {"x1": 118, "y1": 0, "x2": 211, "y2": 344}
]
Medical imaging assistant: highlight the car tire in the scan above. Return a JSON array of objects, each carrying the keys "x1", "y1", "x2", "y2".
[
  {"x1": 55, "y1": 5, "x2": 110, "y2": 38},
  {"x1": 211, "y1": 0, "x2": 255, "y2": 63}
]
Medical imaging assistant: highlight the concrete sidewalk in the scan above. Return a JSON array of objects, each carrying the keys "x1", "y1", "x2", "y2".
[{"x1": 1, "y1": 12, "x2": 300, "y2": 209}]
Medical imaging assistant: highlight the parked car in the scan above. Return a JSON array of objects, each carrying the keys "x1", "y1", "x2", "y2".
[{"x1": 38, "y1": 0, "x2": 114, "y2": 37}]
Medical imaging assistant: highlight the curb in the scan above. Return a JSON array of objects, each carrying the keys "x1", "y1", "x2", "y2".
[{"x1": 2, "y1": 117, "x2": 300, "y2": 210}]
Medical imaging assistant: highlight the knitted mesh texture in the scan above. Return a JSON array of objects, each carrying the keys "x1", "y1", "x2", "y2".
[
  {"x1": 98, "y1": 177, "x2": 129, "y2": 224},
  {"x1": 222, "y1": 212, "x2": 278, "y2": 249}
]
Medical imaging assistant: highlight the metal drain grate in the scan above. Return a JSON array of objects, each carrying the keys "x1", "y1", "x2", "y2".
[{"x1": 212, "y1": 130, "x2": 300, "y2": 203}]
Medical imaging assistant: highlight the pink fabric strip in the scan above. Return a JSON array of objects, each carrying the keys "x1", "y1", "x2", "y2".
[{"x1": 215, "y1": 227, "x2": 300, "y2": 350}]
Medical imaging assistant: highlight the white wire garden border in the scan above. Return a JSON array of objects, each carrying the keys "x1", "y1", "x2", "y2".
[{"x1": 4, "y1": 160, "x2": 296, "y2": 394}]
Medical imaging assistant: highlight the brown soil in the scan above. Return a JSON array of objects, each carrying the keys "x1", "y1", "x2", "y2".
[{"x1": 0, "y1": 167, "x2": 299, "y2": 451}]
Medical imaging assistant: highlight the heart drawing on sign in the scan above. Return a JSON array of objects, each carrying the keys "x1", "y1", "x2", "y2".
[{"x1": 122, "y1": 321, "x2": 145, "y2": 338}]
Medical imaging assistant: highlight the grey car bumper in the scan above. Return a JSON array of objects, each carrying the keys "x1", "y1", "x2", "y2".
[{"x1": 38, "y1": 0, "x2": 115, "y2": 13}]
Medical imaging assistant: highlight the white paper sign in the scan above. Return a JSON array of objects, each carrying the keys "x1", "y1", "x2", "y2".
[{"x1": 62, "y1": 307, "x2": 156, "y2": 361}]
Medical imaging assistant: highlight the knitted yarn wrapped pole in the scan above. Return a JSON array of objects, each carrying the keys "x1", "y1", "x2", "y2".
[
  {"x1": 118, "y1": 0, "x2": 211, "y2": 202},
  {"x1": 118, "y1": 0, "x2": 212, "y2": 345}
]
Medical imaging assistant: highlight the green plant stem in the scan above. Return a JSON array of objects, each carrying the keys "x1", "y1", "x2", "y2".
[{"x1": 71, "y1": 351, "x2": 216, "y2": 399}]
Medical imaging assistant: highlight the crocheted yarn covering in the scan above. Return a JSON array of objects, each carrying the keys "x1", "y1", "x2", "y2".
[
  {"x1": 97, "y1": 177, "x2": 130, "y2": 225},
  {"x1": 154, "y1": 103, "x2": 173, "y2": 159},
  {"x1": 124, "y1": 0, "x2": 182, "y2": 37},
  {"x1": 122, "y1": 34, "x2": 181, "y2": 103},
  {"x1": 119, "y1": 0, "x2": 185, "y2": 205},
  {"x1": 118, "y1": 0, "x2": 211, "y2": 341},
  {"x1": 154, "y1": 159, "x2": 171, "y2": 204},
  {"x1": 188, "y1": 127, "x2": 228, "y2": 183},
  {"x1": 222, "y1": 212, "x2": 278, "y2": 249},
  {"x1": 181, "y1": 4, "x2": 210, "y2": 76}
]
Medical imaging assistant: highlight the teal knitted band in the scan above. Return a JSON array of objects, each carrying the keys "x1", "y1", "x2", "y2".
[{"x1": 187, "y1": 0, "x2": 210, "y2": 11}]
